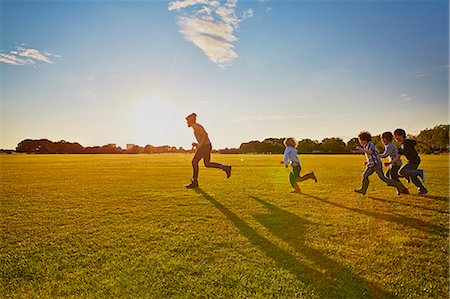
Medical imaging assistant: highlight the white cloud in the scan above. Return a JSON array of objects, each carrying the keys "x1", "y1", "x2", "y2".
[
  {"x1": 168, "y1": 0, "x2": 253, "y2": 68},
  {"x1": 0, "y1": 46, "x2": 58, "y2": 66},
  {"x1": 242, "y1": 8, "x2": 254, "y2": 19},
  {"x1": 400, "y1": 93, "x2": 413, "y2": 102},
  {"x1": 0, "y1": 53, "x2": 33, "y2": 65}
]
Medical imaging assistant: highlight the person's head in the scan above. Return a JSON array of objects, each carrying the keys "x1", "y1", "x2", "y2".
[
  {"x1": 185, "y1": 113, "x2": 197, "y2": 127},
  {"x1": 393, "y1": 128, "x2": 406, "y2": 143},
  {"x1": 381, "y1": 131, "x2": 393, "y2": 145},
  {"x1": 358, "y1": 131, "x2": 371, "y2": 145},
  {"x1": 284, "y1": 137, "x2": 298, "y2": 148}
]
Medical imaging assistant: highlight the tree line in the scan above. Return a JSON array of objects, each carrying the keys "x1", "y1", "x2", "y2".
[
  {"x1": 13, "y1": 124, "x2": 449, "y2": 155},
  {"x1": 221, "y1": 124, "x2": 449, "y2": 154},
  {"x1": 15, "y1": 139, "x2": 192, "y2": 154}
]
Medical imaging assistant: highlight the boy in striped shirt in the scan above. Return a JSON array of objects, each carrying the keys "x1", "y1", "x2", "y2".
[{"x1": 354, "y1": 131, "x2": 408, "y2": 195}]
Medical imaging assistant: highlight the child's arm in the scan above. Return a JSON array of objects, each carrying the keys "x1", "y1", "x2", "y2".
[
  {"x1": 379, "y1": 147, "x2": 389, "y2": 158},
  {"x1": 282, "y1": 150, "x2": 289, "y2": 167},
  {"x1": 385, "y1": 154, "x2": 401, "y2": 166},
  {"x1": 356, "y1": 145, "x2": 373, "y2": 155},
  {"x1": 415, "y1": 139, "x2": 434, "y2": 148}
]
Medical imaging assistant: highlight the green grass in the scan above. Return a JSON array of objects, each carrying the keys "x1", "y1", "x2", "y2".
[{"x1": 1, "y1": 154, "x2": 448, "y2": 298}]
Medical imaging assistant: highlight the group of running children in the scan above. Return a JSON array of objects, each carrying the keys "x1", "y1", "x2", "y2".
[{"x1": 185, "y1": 113, "x2": 434, "y2": 196}]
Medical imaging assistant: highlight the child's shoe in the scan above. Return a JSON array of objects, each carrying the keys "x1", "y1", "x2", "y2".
[
  {"x1": 223, "y1": 166, "x2": 232, "y2": 178},
  {"x1": 311, "y1": 172, "x2": 318, "y2": 182},
  {"x1": 353, "y1": 189, "x2": 366, "y2": 195},
  {"x1": 354, "y1": 189, "x2": 366, "y2": 195},
  {"x1": 186, "y1": 179, "x2": 199, "y2": 188},
  {"x1": 398, "y1": 188, "x2": 409, "y2": 195},
  {"x1": 418, "y1": 188, "x2": 428, "y2": 196}
]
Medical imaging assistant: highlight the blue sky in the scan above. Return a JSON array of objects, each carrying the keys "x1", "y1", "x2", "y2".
[{"x1": 1, "y1": 0, "x2": 448, "y2": 149}]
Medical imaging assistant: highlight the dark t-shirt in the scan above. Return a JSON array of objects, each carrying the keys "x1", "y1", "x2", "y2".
[{"x1": 398, "y1": 139, "x2": 420, "y2": 163}]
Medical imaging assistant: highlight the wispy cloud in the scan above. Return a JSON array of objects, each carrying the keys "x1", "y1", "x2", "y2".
[
  {"x1": 400, "y1": 93, "x2": 413, "y2": 102},
  {"x1": 231, "y1": 115, "x2": 312, "y2": 123},
  {"x1": 0, "y1": 46, "x2": 59, "y2": 66},
  {"x1": 168, "y1": 0, "x2": 254, "y2": 68}
]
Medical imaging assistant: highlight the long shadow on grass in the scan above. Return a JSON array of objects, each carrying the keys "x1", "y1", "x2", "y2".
[
  {"x1": 368, "y1": 196, "x2": 449, "y2": 214},
  {"x1": 249, "y1": 195, "x2": 388, "y2": 299},
  {"x1": 195, "y1": 188, "x2": 389, "y2": 298},
  {"x1": 302, "y1": 193, "x2": 447, "y2": 236}
]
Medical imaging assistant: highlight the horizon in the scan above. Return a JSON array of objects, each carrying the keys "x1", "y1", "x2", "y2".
[
  {"x1": 1, "y1": 0, "x2": 449, "y2": 150},
  {"x1": 5, "y1": 121, "x2": 447, "y2": 151}
]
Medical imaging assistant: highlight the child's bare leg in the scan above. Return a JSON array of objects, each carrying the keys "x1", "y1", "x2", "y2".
[
  {"x1": 291, "y1": 182, "x2": 301, "y2": 193},
  {"x1": 298, "y1": 172, "x2": 317, "y2": 182}
]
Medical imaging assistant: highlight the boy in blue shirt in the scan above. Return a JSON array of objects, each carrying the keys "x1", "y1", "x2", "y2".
[
  {"x1": 281, "y1": 137, "x2": 317, "y2": 193},
  {"x1": 354, "y1": 131, "x2": 408, "y2": 195}
]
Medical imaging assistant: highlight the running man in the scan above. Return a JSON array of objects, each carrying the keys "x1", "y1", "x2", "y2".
[{"x1": 185, "y1": 113, "x2": 231, "y2": 188}]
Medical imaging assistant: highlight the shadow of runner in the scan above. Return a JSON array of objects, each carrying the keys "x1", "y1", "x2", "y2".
[
  {"x1": 249, "y1": 195, "x2": 389, "y2": 299},
  {"x1": 195, "y1": 188, "x2": 389, "y2": 298},
  {"x1": 302, "y1": 193, "x2": 447, "y2": 237},
  {"x1": 368, "y1": 196, "x2": 449, "y2": 214}
]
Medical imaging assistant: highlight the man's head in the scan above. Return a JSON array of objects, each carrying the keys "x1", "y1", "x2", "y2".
[
  {"x1": 381, "y1": 131, "x2": 393, "y2": 145},
  {"x1": 358, "y1": 131, "x2": 371, "y2": 146},
  {"x1": 186, "y1": 113, "x2": 197, "y2": 127},
  {"x1": 393, "y1": 128, "x2": 406, "y2": 143}
]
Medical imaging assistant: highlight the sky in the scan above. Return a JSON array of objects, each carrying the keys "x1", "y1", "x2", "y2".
[{"x1": 0, "y1": 0, "x2": 448, "y2": 150}]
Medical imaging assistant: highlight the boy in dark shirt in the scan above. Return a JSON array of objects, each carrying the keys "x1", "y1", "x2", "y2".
[{"x1": 386, "y1": 128, "x2": 434, "y2": 195}]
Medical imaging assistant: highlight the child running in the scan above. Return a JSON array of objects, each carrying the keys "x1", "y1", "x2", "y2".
[
  {"x1": 385, "y1": 128, "x2": 434, "y2": 196},
  {"x1": 281, "y1": 137, "x2": 317, "y2": 193},
  {"x1": 380, "y1": 131, "x2": 409, "y2": 183},
  {"x1": 354, "y1": 131, "x2": 408, "y2": 195}
]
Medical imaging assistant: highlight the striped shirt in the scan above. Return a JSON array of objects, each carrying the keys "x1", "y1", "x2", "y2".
[
  {"x1": 283, "y1": 146, "x2": 300, "y2": 167},
  {"x1": 364, "y1": 141, "x2": 381, "y2": 167},
  {"x1": 380, "y1": 142, "x2": 402, "y2": 166}
]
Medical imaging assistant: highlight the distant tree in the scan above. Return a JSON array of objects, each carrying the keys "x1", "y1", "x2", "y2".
[
  {"x1": 320, "y1": 137, "x2": 347, "y2": 153},
  {"x1": 239, "y1": 141, "x2": 264, "y2": 153},
  {"x1": 297, "y1": 139, "x2": 320, "y2": 153},
  {"x1": 261, "y1": 138, "x2": 284, "y2": 154},
  {"x1": 416, "y1": 124, "x2": 449, "y2": 153},
  {"x1": 127, "y1": 145, "x2": 144, "y2": 154},
  {"x1": 346, "y1": 137, "x2": 360, "y2": 152}
]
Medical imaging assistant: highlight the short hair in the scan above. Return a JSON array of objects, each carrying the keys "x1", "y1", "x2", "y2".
[
  {"x1": 358, "y1": 131, "x2": 372, "y2": 142},
  {"x1": 185, "y1": 113, "x2": 197, "y2": 121},
  {"x1": 284, "y1": 137, "x2": 298, "y2": 147},
  {"x1": 381, "y1": 131, "x2": 393, "y2": 142},
  {"x1": 394, "y1": 128, "x2": 406, "y2": 137}
]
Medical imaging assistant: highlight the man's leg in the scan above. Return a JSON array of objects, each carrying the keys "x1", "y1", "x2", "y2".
[
  {"x1": 186, "y1": 148, "x2": 206, "y2": 188},
  {"x1": 203, "y1": 144, "x2": 232, "y2": 178}
]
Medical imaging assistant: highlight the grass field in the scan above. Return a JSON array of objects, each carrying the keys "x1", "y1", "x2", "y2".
[{"x1": 1, "y1": 154, "x2": 448, "y2": 298}]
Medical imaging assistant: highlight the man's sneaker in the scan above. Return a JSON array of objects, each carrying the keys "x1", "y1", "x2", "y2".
[
  {"x1": 398, "y1": 188, "x2": 410, "y2": 195},
  {"x1": 310, "y1": 172, "x2": 318, "y2": 182},
  {"x1": 418, "y1": 189, "x2": 428, "y2": 196},
  {"x1": 419, "y1": 170, "x2": 425, "y2": 182},
  {"x1": 186, "y1": 179, "x2": 198, "y2": 188},
  {"x1": 223, "y1": 166, "x2": 232, "y2": 178},
  {"x1": 354, "y1": 189, "x2": 366, "y2": 195}
]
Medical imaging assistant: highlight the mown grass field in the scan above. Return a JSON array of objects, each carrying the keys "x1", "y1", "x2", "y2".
[{"x1": 1, "y1": 154, "x2": 448, "y2": 298}]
